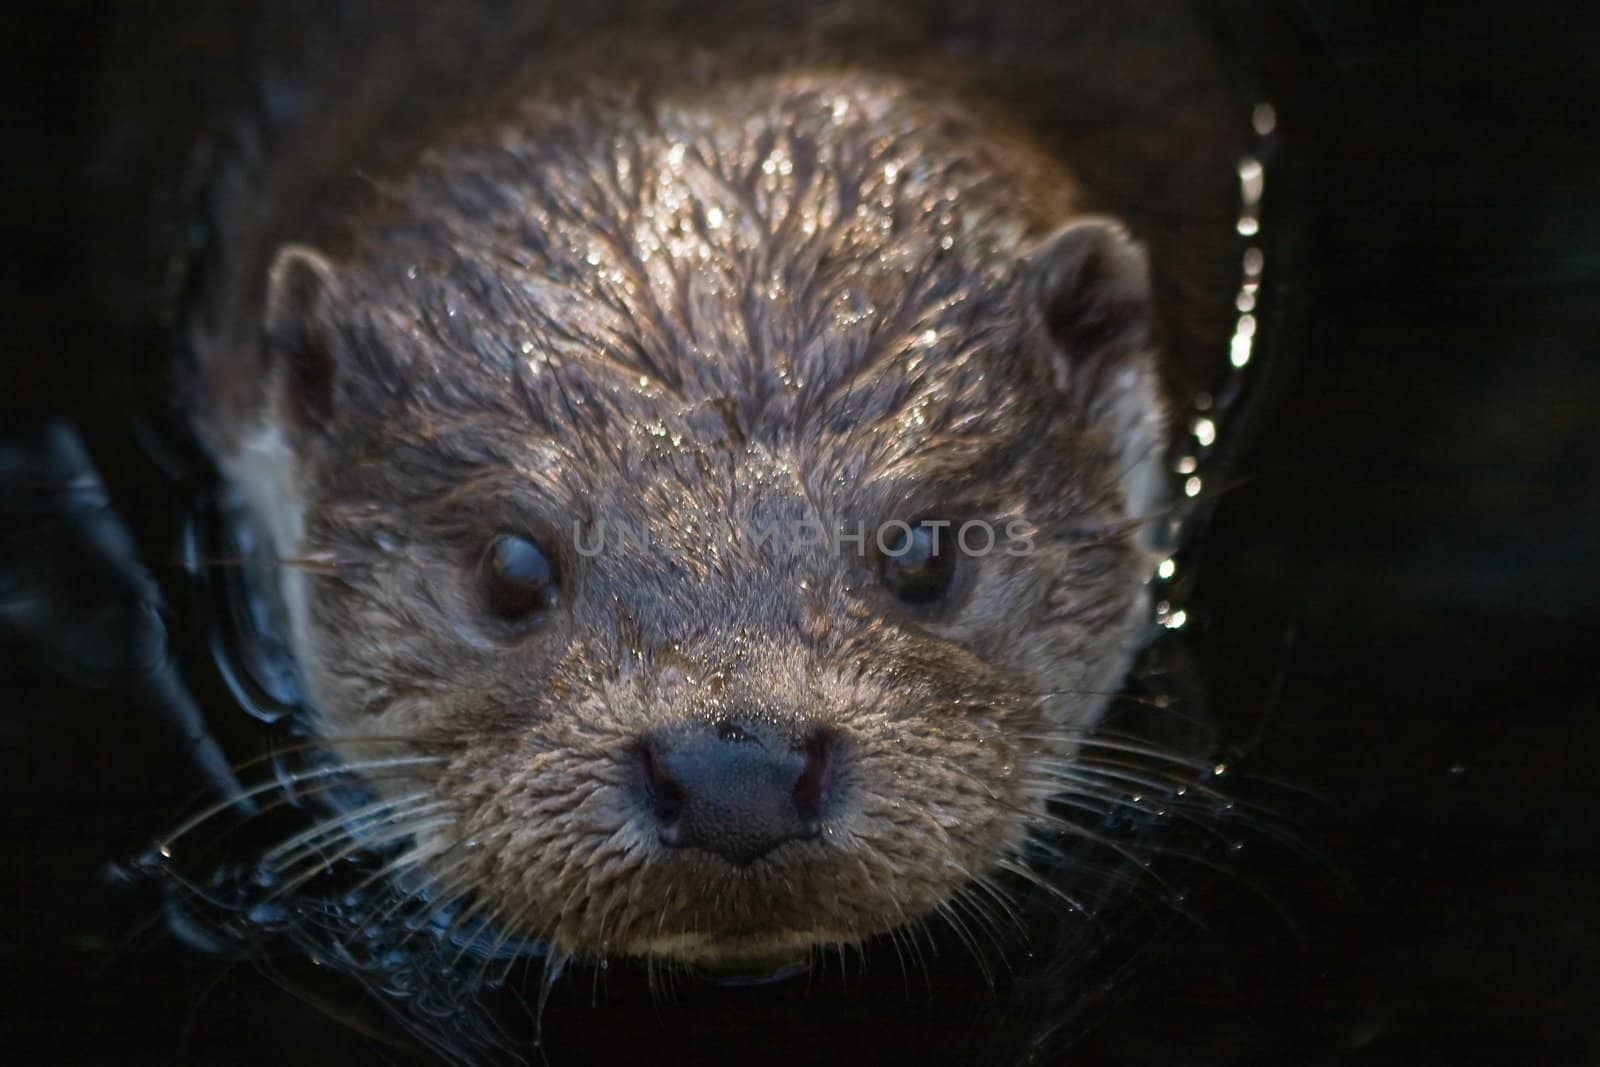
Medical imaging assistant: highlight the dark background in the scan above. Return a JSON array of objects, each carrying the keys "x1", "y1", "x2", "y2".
[{"x1": 3, "y1": 1, "x2": 1597, "y2": 1063}]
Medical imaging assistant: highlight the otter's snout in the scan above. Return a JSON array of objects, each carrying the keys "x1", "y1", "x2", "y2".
[{"x1": 641, "y1": 722, "x2": 829, "y2": 866}]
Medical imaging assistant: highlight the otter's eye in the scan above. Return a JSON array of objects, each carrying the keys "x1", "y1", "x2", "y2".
[
  {"x1": 479, "y1": 534, "x2": 558, "y2": 622},
  {"x1": 880, "y1": 520, "x2": 957, "y2": 605}
]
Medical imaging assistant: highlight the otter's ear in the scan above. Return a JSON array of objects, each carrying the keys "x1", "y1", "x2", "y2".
[
  {"x1": 1031, "y1": 218, "x2": 1168, "y2": 525},
  {"x1": 263, "y1": 243, "x2": 342, "y2": 432}
]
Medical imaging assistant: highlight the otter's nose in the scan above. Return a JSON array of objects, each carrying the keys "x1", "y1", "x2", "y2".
[{"x1": 642, "y1": 721, "x2": 829, "y2": 866}]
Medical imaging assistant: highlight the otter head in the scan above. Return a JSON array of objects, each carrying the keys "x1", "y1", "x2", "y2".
[{"x1": 224, "y1": 76, "x2": 1166, "y2": 972}]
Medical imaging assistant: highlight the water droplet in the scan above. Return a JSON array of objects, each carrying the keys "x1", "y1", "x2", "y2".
[
  {"x1": 1252, "y1": 102, "x2": 1277, "y2": 137},
  {"x1": 1230, "y1": 333, "x2": 1254, "y2": 368},
  {"x1": 1237, "y1": 157, "x2": 1265, "y2": 206}
]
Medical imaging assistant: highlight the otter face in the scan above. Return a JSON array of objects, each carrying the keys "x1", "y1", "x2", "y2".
[{"x1": 221, "y1": 77, "x2": 1166, "y2": 970}]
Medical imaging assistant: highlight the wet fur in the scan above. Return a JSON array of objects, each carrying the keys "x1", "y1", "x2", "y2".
[{"x1": 216, "y1": 64, "x2": 1166, "y2": 965}]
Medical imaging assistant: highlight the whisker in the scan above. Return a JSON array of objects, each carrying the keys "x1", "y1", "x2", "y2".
[
  {"x1": 955, "y1": 863, "x2": 1029, "y2": 942},
  {"x1": 265, "y1": 816, "x2": 456, "y2": 903},
  {"x1": 1016, "y1": 730, "x2": 1216, "y2": 769},
  {"x1": 931, "y1": 898, "x2": 994, "y2": 987},
  {"x1": 218, "y1": 734, "x2": 449, "y2": 777},
  {"x1": 261, "y1": 792, "x2": 439, "y2": 869},
  {"x1": 345, "y1": 834, "x2": 461, "y2": 902},
  {"x1": 1031, "y1": 759, "x2": 1327, "y2": 869},
  {"x1": 158, "y1": 755, "x2": 447, "y2": 849},
  {"x1": 182, "y1": 552, "x2": 348, "y2": 576},
  {"x1": 992, "y1": 857, "x2": 1089, "y2": 915},
  {"x1": 366, "y1": 851, "x2": 478, "y2": 934},
  {"x1": 946, "y1": 884, "x2": 1006, "y2": 959},
  {"x1": 928, "y1": 754, "x2": 1181, "y2": 896},
  {"x1": 264, "y1": 802, "x2": 449, "y2": 882},
  {"x1": 474, "y1": 897, "x2": 543, "y2": 990}
]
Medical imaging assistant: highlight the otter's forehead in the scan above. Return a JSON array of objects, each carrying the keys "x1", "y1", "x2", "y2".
[{"x1": 332, "y1": 74, "x2": 1077, "y2": 460}]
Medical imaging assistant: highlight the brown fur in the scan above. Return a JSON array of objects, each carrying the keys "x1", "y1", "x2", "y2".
[
  {"x1": 205, "y1": 43, "x2": 1172, "y2": 964},
  {"x1": 233, "y1": 68, "x2": 1164, "y2": 966}
]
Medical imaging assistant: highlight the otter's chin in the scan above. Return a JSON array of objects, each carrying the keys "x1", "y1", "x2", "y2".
[
  {"x1": 628, "y1": 930, "x2": 835, "y2": 982},
  {"x1": 690, "y1": 948, "x2": 813, "y2": 986}
]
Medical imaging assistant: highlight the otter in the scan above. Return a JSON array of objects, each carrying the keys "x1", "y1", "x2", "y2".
[
  {"x1": 209, "y1": 63, "x2": 1166, "y2": 974},
  {"x1": 99, "y1": 0, "x2": 1275, "y2": 1015}
]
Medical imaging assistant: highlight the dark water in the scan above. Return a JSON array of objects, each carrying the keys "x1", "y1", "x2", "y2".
[{"x1": 3, "y1": 1, "x2": 1599, "y2": 1064}]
